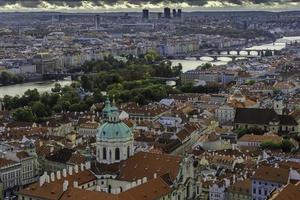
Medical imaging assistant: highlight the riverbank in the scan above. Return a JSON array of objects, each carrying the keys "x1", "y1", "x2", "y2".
[{"x1": 0, "y1": 79, "x2": 73, "y2": 97}]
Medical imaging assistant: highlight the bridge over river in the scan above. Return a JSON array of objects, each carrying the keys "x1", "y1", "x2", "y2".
[{"x1": 176, "y1": 48, "x2": 281, "y2": 62}]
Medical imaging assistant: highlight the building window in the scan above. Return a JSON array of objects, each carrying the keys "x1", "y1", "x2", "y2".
[
  {"x1": 253, "y1": 188, "x2": 256, "y2": 194},
  {"x1": 127, "y1": 146, "x2": 130, "y2": 158},
  {"x1": 103, "y1": 147, "x2": 107, "y2": 160},
  {"x1": 115, "y1": 148, "x2": 120, "y2": 160}
]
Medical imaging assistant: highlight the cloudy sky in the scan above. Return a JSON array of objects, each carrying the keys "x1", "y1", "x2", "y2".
[{"x1": 0, "y1": 0, "x2": 300, "y2": 12}]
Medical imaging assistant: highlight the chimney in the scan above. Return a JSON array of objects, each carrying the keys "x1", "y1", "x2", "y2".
[
  {"x1": 131, "y1": 181, "x2": 136, "y2": 187},
  {"x1": 142, "y1": 177, "x2": 147, "y2": 183},
  {"x1": 137, "y1": 179, "x2": 142, "y2": 185},
  {"x1": 39, "y1": 175, "x2": 45, "y2": 187},
  {"x1": 63, "y1": 180, "x2": 69, "y2": 192},
  {"x1": 45, "y1": 175, "x2": 50, "y2": 183},
  {"x1": 80, "y1": 163, "x2": 85, "y2": 171},
  {"x1": 62, "y1": 169, "x2": 67, "y2": 177},
  {"x1": 68, "y1": 167, "x2": 73, "y2": 175},
  {"x1": 73, "y1": 181, "x2": 78, "y2": 188},
  {"x1": 50, "y1": 172, "x2": 55, "y2": 182},
  {"x1": 74, "y1": 165, "x2": 79, "y2": 173},
  {"x1": 233, "y1": 174, "x2": 236, "y2": 184},
  {"x1": 56, "y1": 171, "x2": 61, "y2": 180},
  {"x1": 96, "y1": 185, "x2": 101, "y2": 191},
  {"x1": 85, "y1": 161, "x2": 91, "y2": 170}
]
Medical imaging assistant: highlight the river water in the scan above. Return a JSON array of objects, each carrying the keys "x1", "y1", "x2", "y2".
[
  {"x1": 0, "y1": 80, "x2": 73, "y2": 97},
  {"x1": 172, "y1": 36, "x2": 300, "y2": 72},
  {"x1": 0, "y1": 36, "x2": 300, "y2": 97}
]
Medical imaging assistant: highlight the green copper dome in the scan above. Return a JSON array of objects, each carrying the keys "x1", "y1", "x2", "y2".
[
  {"x1": 102, "y1": 98, "x2": 112, "y2": 116},
  {"x1": 97, "y1": 122, "x2": 132, "y2": 140},
  {"x1": 98, "y1": 97, "x2": 132, "y2": 140}
]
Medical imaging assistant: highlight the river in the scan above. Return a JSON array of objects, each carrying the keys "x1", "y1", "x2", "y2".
[
  {"x1": 0, "y1": 36, "x2": 300, "y2": 97},
  {"x1": 0, "y1": 80, "x2": 73, "y2": 97},
  {"x1": 172, "y1": 36, "x2": 300, "y2": 72}
]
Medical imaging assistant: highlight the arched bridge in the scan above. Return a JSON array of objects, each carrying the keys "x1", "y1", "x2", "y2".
[{"x1": 180, "y1": 48, "x2": 280, "y2": 61}]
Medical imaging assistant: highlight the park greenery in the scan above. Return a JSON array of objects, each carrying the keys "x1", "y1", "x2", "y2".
[
  {"x1": 2, "y1": 51, "x2": 223, "y2": 122},
  {"x1": 196, "y1": 63, "x2": 212, "y2": 70},
  {"x1": 260, "y1": 139, "x2": 294, "y2": 152},
  {"x1": 234, "y1": 127, "x2": 266, "y2": 138},
  {"x1": 0, "y1": 70, "x2": 25, "y2": 85},
  {"x1": 4, "y1": 84, "x2": 101, "y2": 122}
]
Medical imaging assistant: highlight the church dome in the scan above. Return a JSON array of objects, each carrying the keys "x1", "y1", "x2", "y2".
[
  {"x1": 98, "y1": 97, "x2": 132, "y2": 140},
  {"x1": 97, "y1": 122, "x2": 132, "y2": 140}
]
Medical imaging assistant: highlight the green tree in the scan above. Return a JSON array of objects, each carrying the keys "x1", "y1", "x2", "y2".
[
  {"x1": 22, "y1": 89, "x2": 40, "y2": 104},
  {"x1": 81, "y1": 75, "x2": 92, "y2": 91},
  {"x1": 0, "y1": 71, "x2": 11, "y2": 85},
  {"x1": 52, "y1": 104, "x2": 62, "y2": 113},
  {"x1": 51, "y1": 83, "x2": 62, "y2": 93},
  {"x1": 13, "y1": 107, "x2": 36, "y2": 122},
  {"x1": 144, "y1": 50, "x2": 160, "y2": 63},
  {"x1": 60, "y1": 101, "x2": 71, "y2": 111},
  {"x1": 281, "y1": 139, "x2": 293, "y2": 152},
  {"x1": 198, "y1": 63, "x2": 212, "y2": 70},
  {"x1": 31, "y1": 101, "x2": 50, "y2": 119}
]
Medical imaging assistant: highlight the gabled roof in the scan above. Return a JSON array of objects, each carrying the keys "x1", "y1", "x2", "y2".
[
  {"x1": 60, "y1": 176, "x2": 171, "y2": 200},
  {"x1": 238, "y1": 133, "x2": 283, "y2": 144},
  {"x1": 227, "y1": 179, "x2": 251, "y2": 195},
  {"x1": 278, "y1": 115, "x2": 298, "y2": 126},
  {"x1": 234, "y1": 108, "x2": 280, "y2": 125},
  {"x1": 118, "y1": 152, "x2": 182, "y2": 182},
  {"x1": 252, "y1": 166, "x2": 290, "y2": 184},
  {"x1": 46, "y1": 148, "x2": 74, "y2": 163},
  {"x1": 268, "y1": 183, "x2": 300, "y2": 200}
]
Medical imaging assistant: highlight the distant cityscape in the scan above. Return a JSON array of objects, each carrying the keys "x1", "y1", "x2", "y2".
[{"x1": 0, "y1": 6, "x2": 299, "y2": 200}]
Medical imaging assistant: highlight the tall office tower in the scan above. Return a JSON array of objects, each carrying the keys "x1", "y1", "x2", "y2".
[
  {"x1": 172, "y1": 9, "x2": 177, "y2": 18},
  {"x1": 142, "y1": 9, "x2": 149, "y2": 19},
  {"x1": 177, "y1": 9, "x2": 182, "y2": 18},
  {"x1": 164, "y1": 7, "x2": 171, "y2": 19},
  {"x1": 95, "y1": 14, "x2": 100, "y2": 30}
]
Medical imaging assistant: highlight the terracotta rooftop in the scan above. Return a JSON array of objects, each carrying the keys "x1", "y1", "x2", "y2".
[
  {"x1": 252, "y1": 166, "x2": 290, "y2": 184},
  {"x1": 60, "y1": 176, "x2": 171, "y2": 200},
  {"x1": 118, "y1": 152, "x2": 182, "y2": 182},
  {"x1": 227, "y1": 179, "x2": 251, "y2": 195},
  {"x1": 238, "y1": 133, "x2": 283, "y2": 144},
  {"x1": 268, "y1": 182, "x2": 300, "y2": 200},
  {"x1": 19, "y1": 182, "x2": 64, "y2": 200},
  {"x1": 0, "y1": 157, "x2": 17, "y2": 168}
]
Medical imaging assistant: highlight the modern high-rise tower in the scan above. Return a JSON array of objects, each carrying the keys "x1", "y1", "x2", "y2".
[
  {"x1": 142, "y1": 9, "x2": 149, "y2": 19},
  {"x1": 95, "y1": 14, "x2": 100, "y2": 30},
  {"x1": 172, "y1": 9, "x2": 177, "y2": 18},
  {"x1": 177, "y1": 9, "x2": 182, "y2": 18},
  {"x1": 164, "y1": 7, "x2": 171, "y2": 19}
]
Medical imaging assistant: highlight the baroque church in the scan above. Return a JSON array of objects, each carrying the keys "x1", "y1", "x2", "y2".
[
  {"x1": 96, "y1": 98, "x2": 134, "y2": 164},
  {"x1": 18, "y1": 98, "x2": 201, "y2": 200}
]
